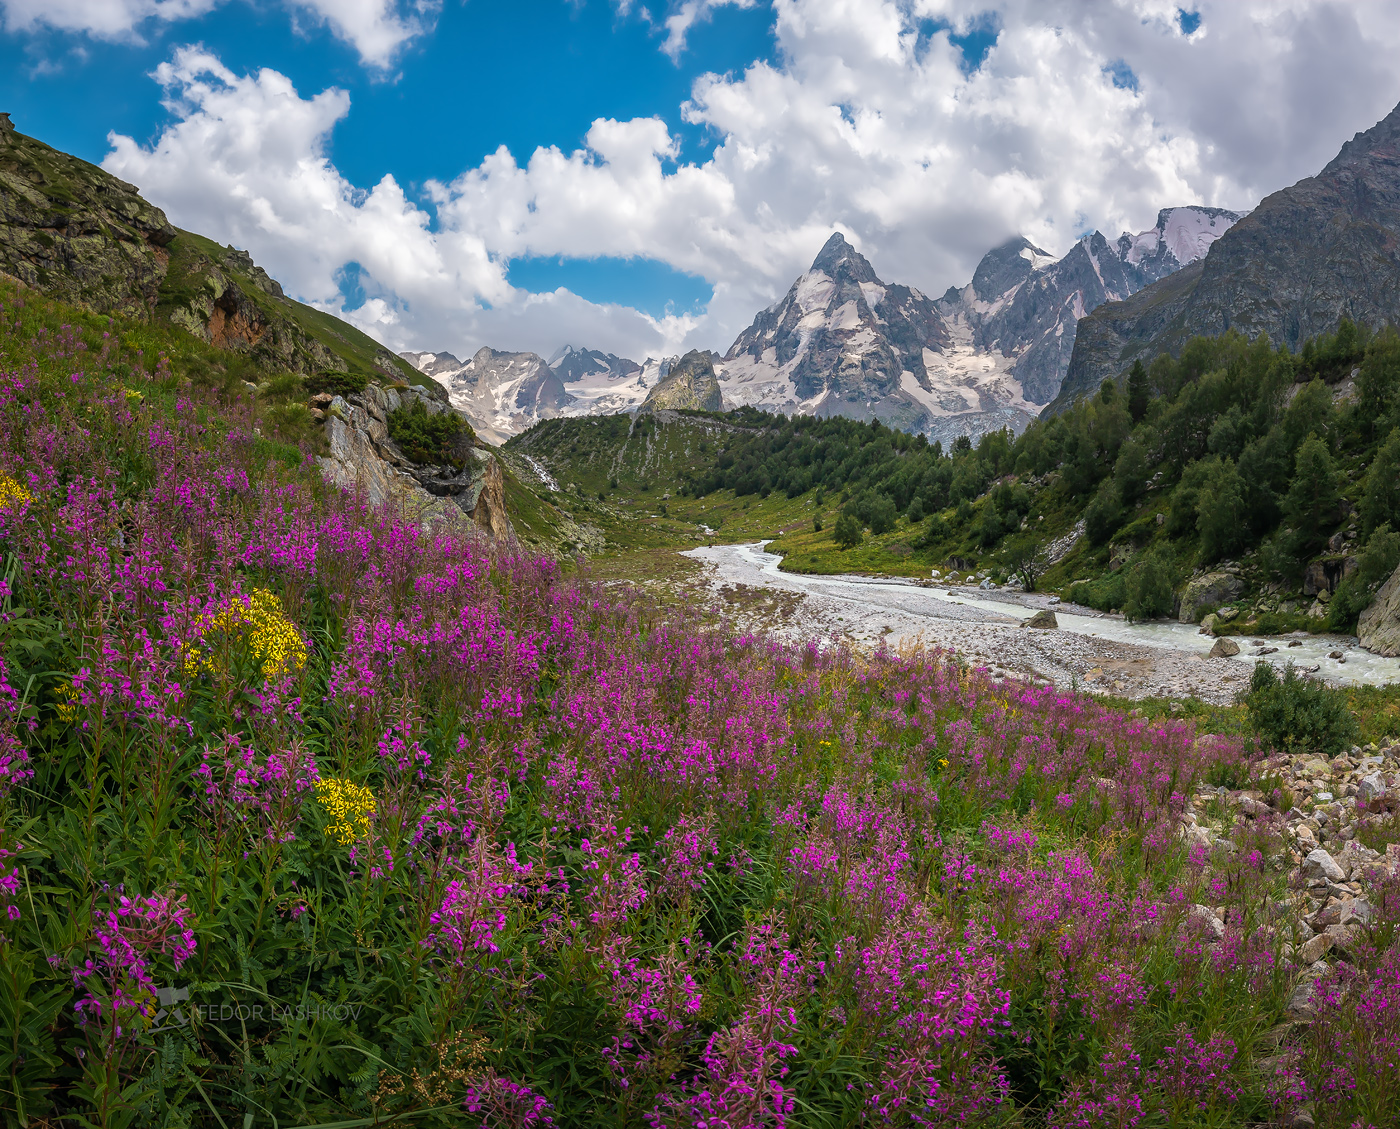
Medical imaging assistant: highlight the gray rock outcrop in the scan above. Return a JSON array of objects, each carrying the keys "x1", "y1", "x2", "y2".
[
  {"x1": 1021, "y1": 609, "x2": 1059, "y2": 629},
  {"x1": 1179, "y1": 572, "x2": 1244, "y2": 623},
  {"x1": 0, "y1": 115, "x2": 426, "y2": 385},
  {"x1": 642, "y1": 349, "x2": 724, "y2": 412},
  {"x1": 317, "y1": 381, "x2": 512, "y2": 539},
  {"x1": 1209, "y1": 637, "x2": 1241, "y2": 658},
  {"x1": 1359, "y1": 563, "x2": 1400, "y2": 656}
]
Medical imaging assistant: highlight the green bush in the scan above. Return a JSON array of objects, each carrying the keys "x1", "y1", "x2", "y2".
[
  {"x1": 1245, "y1": 662, "x2": 1358, "y2": 756},
  {"x1": 1083, "y1": 481, "x2": 1124, "y2": 546},
  {"x1": 1328, "y1": 524, "x2": 1400, "y2": 632},
  {"x1": 833, "y1": 512, "x2": 863, "y2": 549},
  {"x1": 387, "y1": 399, "x2": 472, "y2": 467},
  {"x1": 304, "y1": 370, "x2": 369, "y2": 397},
  {"x1": 914, "y1": 513, "x2": 949, "y2": 549},
  {"x1": 1069, "y1": 570, "x2": 1127, "y2": 613},
  {"x1": 1123, "y1": 548, "x2": 1175, "y2": 621}
]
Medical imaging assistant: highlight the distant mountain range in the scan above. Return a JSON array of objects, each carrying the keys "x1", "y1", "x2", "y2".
[{"x1": 406, "y1": 208, "x2": 1240, "y2": 442}]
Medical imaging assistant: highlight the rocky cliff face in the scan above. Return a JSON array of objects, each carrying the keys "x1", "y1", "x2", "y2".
[
  {"x1": 0, "y1": 112, "x2": 175, "y2": 318},
  {"x1": 316, "y1": 379, "x2": 511, "y2": 538},
  {"x1": 550, "y1": 345, "x2": 641, "y2": 384},
  {"x1": 1056, "y1": 100, "x2": 1400, "y2": 411},
  {"x1": 642, "y1": 350, "x2": 724, "y2": 411},
  {"x1": 1360, "y1": 564, "x2": 1400, "y2": 657},
  {"x1": 957, "y1": 209, "x2": 1242, "y2": 406},
  {"x1": 0, "y1": 115, "x2": 423, "y2": 386},
  {"x1": 719, "y1": 233, "x2": 951, "y2": 434}
]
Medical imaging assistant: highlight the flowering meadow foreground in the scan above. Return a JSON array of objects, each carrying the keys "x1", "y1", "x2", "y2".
[{"x1": 1, "y1": 286, "x2": 1399, "y2": 1129}]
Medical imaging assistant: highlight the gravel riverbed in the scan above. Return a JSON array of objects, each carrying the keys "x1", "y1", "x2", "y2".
[{"x1": 682, "y1": 542, "x2": 1399, "y2": 703}]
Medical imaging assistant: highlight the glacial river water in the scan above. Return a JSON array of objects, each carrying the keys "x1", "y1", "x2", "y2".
[{"x1": 686, "y1": 541, "x2": 1400, "y2": 689}]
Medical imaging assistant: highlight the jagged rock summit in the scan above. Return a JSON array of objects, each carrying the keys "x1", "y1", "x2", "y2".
[
  {"x1": 550, "y1": 345, "x2": 641, "y2": 384},
  {"x1": 716, "y1": 212, "x2": 1240, "y2": 443},
  {"x1": 642, "y1": 349, "x2": 724, "y2": 412},
  {"x1": 1056, "y1": 99, "x2": 1400, "y2": 409},
  {"x1": 718, "y1": 232, "x2": 952, "y2": 434}
]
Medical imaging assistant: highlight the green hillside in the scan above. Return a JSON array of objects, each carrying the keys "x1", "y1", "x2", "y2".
[{"x1": 0, "y1": 116, "x2": 430, "y2": 391}]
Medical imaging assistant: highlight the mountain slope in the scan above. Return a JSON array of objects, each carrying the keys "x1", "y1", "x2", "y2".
[
  {"x1": 1055, "y1": 99, "x2": 1400, "y2": 410},
  {"x1": 0, "y1": 113, "x2": 427, "y2": 389},
  {"x1": 718, "y1": 233, "x2": 951, "y2": 434},
  {"x1": 417, "y1": 346, "x2": 574, "y2": 445}
]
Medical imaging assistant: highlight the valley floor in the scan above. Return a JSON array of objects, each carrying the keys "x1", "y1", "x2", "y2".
[{"x1": 680, "y1": 542, "x2": 1395, "y2": 704}]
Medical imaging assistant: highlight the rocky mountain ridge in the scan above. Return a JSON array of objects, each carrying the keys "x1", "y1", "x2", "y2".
[
  {"x1": 0, "y1": 113, "x2": 424, "y2": 387},
  {"x1": 642, "y1": 349, "x2": 724, "y2": 412},
  {"x1": 401, "y1": 345, "x2": 683, "y2": 443},
  {"x1": 407, "y1": 207, "x2": 1237, "y2": 444},
  {"x1": 716, "y1": 209, "x2": 1239, "y2": 443},
  {"x1": 1056, "y1": 99, "x2": 1400, "y2": 410}
]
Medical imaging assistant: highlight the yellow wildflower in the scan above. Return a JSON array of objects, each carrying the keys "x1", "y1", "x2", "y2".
[
  {"x1": 0, "y1": 473, "x2": 32, "y2": 510},
  {"x1": 124, "y1": 388, "x2": 143, "y2": 402},
  {"x1": 54, "y1": 680, "x2": 79, "y2": 721},
  {"x1": 184, "y1": 588, "x2": 307, "y2": 681},
  {"x1": 315, "y1": 778, "x2": 375, "y2": 845}
]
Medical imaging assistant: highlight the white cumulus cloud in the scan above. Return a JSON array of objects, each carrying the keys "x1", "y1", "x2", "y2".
[
  {"x1": 103, "y1": 1, "x2": 1400, "y2": 366},
  {"x1": 0, "y1": 0, "x2": 434, "y2": 67}
]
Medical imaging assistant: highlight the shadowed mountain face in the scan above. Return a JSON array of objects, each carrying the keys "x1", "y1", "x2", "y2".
[
  {"x1": 550, "y1": 345, "x2": 641, "y2": 383},
  {"x1": 1054, "y1": 100, "x2": 1400, "y2": 413},
  {"x1": 719, "y1": 233, "x2": 952, "y2": 433}
]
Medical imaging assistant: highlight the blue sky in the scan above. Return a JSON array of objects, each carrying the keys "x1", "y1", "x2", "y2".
[
  {"x1": 1, "y1": 1, "x2": 779, "y2": 321},
  {"x1": 3, "y1": 1, "x2": 1399, "y2": 362}
]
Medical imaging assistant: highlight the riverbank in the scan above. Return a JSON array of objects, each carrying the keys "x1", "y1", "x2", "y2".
[{"x1": 681, "y1": 542, "x2": 1400, "y2": 703}]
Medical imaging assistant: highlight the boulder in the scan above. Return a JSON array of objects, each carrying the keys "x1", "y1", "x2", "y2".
[
  {"x1": 641, "y1": 350, "x2": 724, "y2": 412},
  {"x1": 1208, "y1": 637, "x2": 1241, "y2": 658},
  {"x1": 1199, "y1": 613, "x2": 1218, "y2": 635},
  {"x1": 1298, "y1": 933, "x2": 1333, "y2": 963},
  {"x1": 1303, "y1": 849, "x2": 1346, "y2": 882},
  {"x1": 1360, "y1": 772, "x2": 1387, "y2": 800},
  {"x1": 1359, "y1": 562, "x2": 1400, "y2": 657},
  {"x1": 1179, "y1": 572, "x2": 1244, "y2": 623},
  {"x1": 1021, "y1": 610, "x2": 1058, "y2": 629}
]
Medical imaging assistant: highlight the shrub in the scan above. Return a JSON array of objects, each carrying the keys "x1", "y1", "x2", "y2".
[
  {"x1": 916, "y1": 512, "x2": 950, "y2": 548},
  {"x1": 833, "y1": 512, "x2": 863, "y2": 549},
  {"x1": 1069, "y1": 570, "x2": 1128, "y2": 613},
  {"x1": 1361, "y1": 429, "x2": 1400, "y2": 536},
  {"x1": 304, "y1": 370, "x2": 369, "y2": 397},
  {"x1": 1123, "y1": 548, "x2": 1176, "y2": 622},
  {"x1": 387, "y1": 399, "x2": 472, "y2": 467},
  {"x1": 1245, "y1": 662, "x2": 1358, "y2": 756},
  {"x1": 1328, "y1": 524, "x2": 1400, "y2": 632},
  {"x1": 1196, "y1": 457, "x2": 1248, "y2": 563}
]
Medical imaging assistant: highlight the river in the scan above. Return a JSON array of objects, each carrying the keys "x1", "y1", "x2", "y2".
[{"x1": 681, "y1": 541, "x2": 1400, "y2": 691}]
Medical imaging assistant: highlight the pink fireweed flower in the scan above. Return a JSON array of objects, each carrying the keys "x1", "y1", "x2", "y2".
[{"x1": 69, "y1": 890, "x2": 197, "y2": 1038}]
